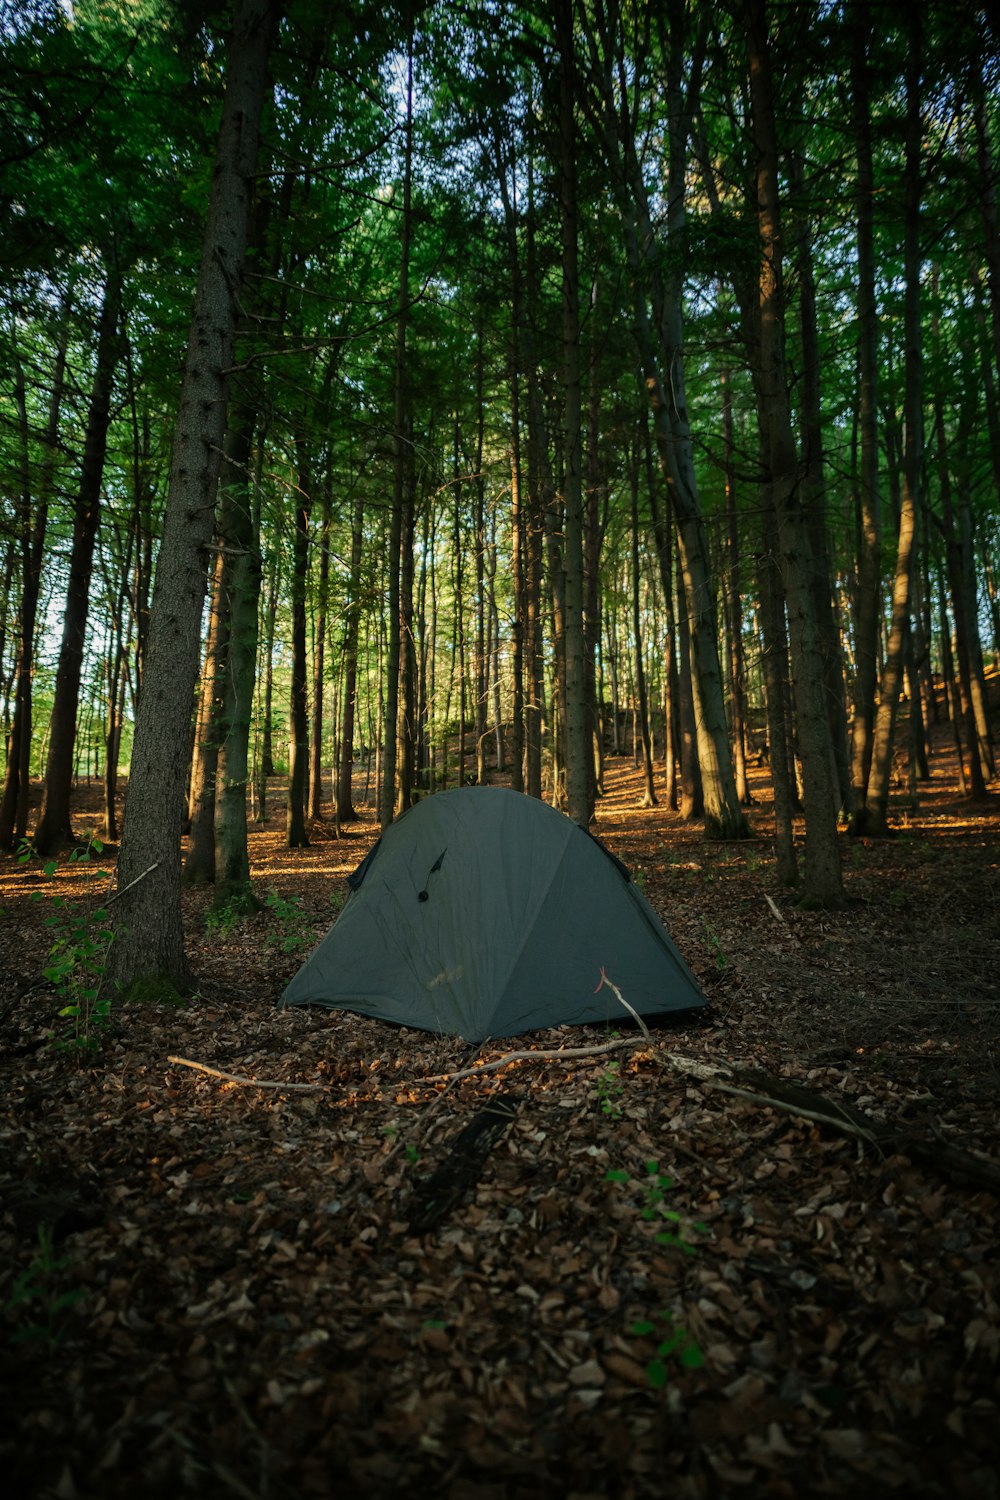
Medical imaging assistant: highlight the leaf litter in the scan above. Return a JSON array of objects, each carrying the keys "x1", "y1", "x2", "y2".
[{"x1": 0, "y1": 749, "x2": 998, "y2": 1499}]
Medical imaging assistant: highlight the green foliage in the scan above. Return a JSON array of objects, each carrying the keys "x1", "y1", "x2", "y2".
[
  {"x1": 205, "y1": 901, "x2": 244, "y2": 938},
  {"x1": 605, "y1": 1160, "x2": 707, "y2": 1256},
  {"x1": 21, "y1": 838, "x2": 113, "y2": 1052},
  {"x1": 628, "y1": 1308, "x2": 705, "y2": 1386},
  {"x1": 3, "y1": 1226, "x2": 84, "y2": 1353},
  {"x1": 263, "y1": 889, "x2": 318, "y2": 955},
  {"x1": 595, "y1": 1060, "x2": 625, "y2": 1118},
  {"x1": 700, "y1": 920, "x2": 729, "y2": 975}
]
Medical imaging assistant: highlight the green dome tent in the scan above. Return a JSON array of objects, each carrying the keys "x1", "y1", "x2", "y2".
[{"x1": 280, "y1": 786, "x2": 706, "y2": 1042}]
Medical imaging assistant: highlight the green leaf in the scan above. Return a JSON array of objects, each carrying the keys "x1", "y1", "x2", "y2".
[
  {"x1": 680, "y1": 1343, "x2": 705, "y2": 1369},
  {"x1": 646, "y1": 1358, "x2": 668, "y2": 1389},
  {"x1": 604, "y1": 1169, "x2": 629, "y2": 1183},
  {"x1": 629, "y1": 1319, "x2": 655, "y2": 1336}
]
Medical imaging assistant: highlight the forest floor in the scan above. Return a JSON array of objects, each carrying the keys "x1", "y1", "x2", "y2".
[{"x1": 1, "y1": 699, "x2": 999, "y2": 1500}]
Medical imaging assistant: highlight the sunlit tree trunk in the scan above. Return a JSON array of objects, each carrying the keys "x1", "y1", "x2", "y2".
[
  {"x1": 106, "y1": 0, "x2": 281, "y2": 996},
  {"x1": 556, "y1": 0, "x2": 590, "y2": 825},
  {"x1": 183, "y1": 547, "x2": 227, "y2": 882},
  {"x1": 630, "y1": 439, "x2": 656, "y2": 807},
  {"x1": 757, "y1": 502, "x2": 797, "y2": 885},
  {"x1": 721, "y1": 368, "x2": 751, "y2": 806},
  {"x1": 382, "y1": 28, "x2": 413, "y2": 828},
  {"x1": 748, "y1": 0, "x2": 842, "y2": 902},
  {"x1": 286, "y1": 440, "x2": 311, "y2": 849},
  {"x1": 864, "y1": 8, "x2": 923, "y2": 836},
  {"x1": 214, "y1": 405, "x2": 263, "y2": 910},
  {"x1": 308, "y1": 484, "x2": 331, "y2": 821},
  {"x1": 336, "y1": 485, "x2": 365, "y2": 822}
]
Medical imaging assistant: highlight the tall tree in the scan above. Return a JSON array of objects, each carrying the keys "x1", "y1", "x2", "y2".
[
  {"x1": 747, "y1": 0, "x2": 843, "y2": 904},
  {"x1": 106, "y1": 0, "x2": 281, "y2": 995},
  {"x1": 34, "y1": 263, "x2": 122, "y2": 854}
]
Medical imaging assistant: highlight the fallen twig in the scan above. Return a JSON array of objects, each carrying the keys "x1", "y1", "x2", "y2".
[
  {"x1": 595, "y1": 967, "x2": 652, "y2": 1041},
  {"x1": 167, "y1": 1055, "x2": 325, "y2": 1092},
  {"x1": 413, "y1": 1035, "x2": 643, "y2": 1084}
]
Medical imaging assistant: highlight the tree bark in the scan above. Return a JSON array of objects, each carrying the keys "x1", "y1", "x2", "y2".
[
  {"x1": 336, "y1": 484, "x2": 365, "y2": 822},
  {"x1": 863, "y1": 8, "x2": 923, "y2": 836},
  {"x1": 183, "y1": 546, "x2": 227, "y2": 882},
  {"x1": 214, "y1": 403, "x2": 263, "y2": 909},
  {"x1": 106, "y1": 0, "x2": 281, "y2": 995},
  {"x1": 381, "y1": 26, "x2": 413, "y2": 829},
  {"x1": 286, "y1": 439, "x2": 311, "y2": 849},
  {"x1": 748, "y1": 0, "x2": 843, "y2": 903},
  {"x1": 556, "y1": 0, "x2": 590, "y2": 826},
  {"x1": 34, "y1": 269, "x2": 121, "y2": 854},
  {"x1": 0, "y1": 294, "x2": 70, "y2": 850}
]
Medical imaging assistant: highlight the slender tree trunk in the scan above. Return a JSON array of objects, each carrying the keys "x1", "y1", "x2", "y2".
[
  {"x1": 309, "y1": 484, "x2": 331, "y2": 821},
  {"x1": 0, "y1": 297, "x2": 70, "y2": 849},
  {"x1": 337, "y1": 485, "x2": 365, "y2": 822},
  {"x1": 382, "y1": 28, "x2": 413, "y2": 828},
  {"x1": 756, "y1": 501, "x2": 797, "y2": 883},
  {"x1": 396, "y1": 416, "x2": 417, "y2": 814},
  {"x1": 214, "y1": 403, "x2": 263, "y2": 909},
  {"x1": 864, "y1": 9, "x2": 923, "y2": 836},
  {"x1": 721, "y1": 368, "x2": 751, "y2": 806},
  {"x1": 935, "y1": 398, "x2": 988, "y2": 797},
  {"x1": 556, "y1": 0, "x2": 590, "y2": 825},
  {"x1": 286, "y1": 441, "x2": 311, "y2": 849},
  {"x1": 106, "y1": 0, "x2": 281, "y2": 995},
  {"x1": 791, "y1": 152, "x2": 850, "y2": 813},
  {"x1": 748, "y1": 0, "x2": 842, "y2": 902},
  {"x1": 630, "y1": 441, "x2": 656, "y2": 807},
  {"x1": 259, "y1": 561, "x2": 278, "y2": 779},
  {"x1": 183, "y1": 546, "x2": 227, "y2": 882},
  {"x1": 33, "y1": 271, "x2": 121, "y2": 853}
]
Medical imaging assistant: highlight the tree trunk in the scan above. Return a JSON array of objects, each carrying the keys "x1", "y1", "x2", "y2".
[
  {"x1": 630, "y1": 439, "x2": 656, "y2": 807},
  {"x1": 106, "y1": 0, "x2": 280, "y2": 996},
  {"x1": 336, "y1": 484, "x2": 365, "y2": 822},
  {"x1": 0, "y1": 294, "x2": 70, "y2": 850},
  {"x1": 381, "y1": 27, "x2": 413, "y2": 829},
  {"x1": 259, "y1": 558, "x2": 279, "y2": 781},
  {"x1": 183, "y1": 547, "x2": 227, "y2": 883},
  {"x1": 34, "y1": 269, "x2": 121, "y2": 855},
  {"x1": 308, "y1": 484, "x2": 331, "y2": 821},
  {"x1": 748, "y1": 0, "x2": 843, "y2": 903},
  {"x1": 757, "y1": 503, "x2": 797, "y2": 884},
  {"x1": 721, "y1": 368, "x2": 752, "y2": 806},
  {"x1": 214, "y1": 403, "x2": 263, "y2": 910},
  {"x1": 863, "y1": 9, "x2": 923, "y2": 836},
  {"x1": 286, "y1": 441, "x2": 311, "y2": 849},
  {"x1": 556, "y1": 0, "x2": 590, "y2": 826}
]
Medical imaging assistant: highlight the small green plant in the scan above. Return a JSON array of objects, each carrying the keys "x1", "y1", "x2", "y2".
[
  {"x1": 605, "y1": 1160, "x2": 707, "y2": 1254},
  {"x1": 4, "y1": 1226, "x2": 85, "y2": 1352},
  {"x1": 22, "y1": 838, "x2": 114, "y2": 1052},
  {"x1": 204, "y1": 901, "x2": 244, "y2": 937},
  {"x1": 263, "y1": 888, "x2": 317, "y2": 954},
  {"x1": 632, "y1": 866, "x2": 649, "y2": 894},
  {"x1": 595, "y1": 1059, "x2": 625, "y2": 1118},
  {"x1": 700, "y1": 920, "x2": 729, "y2": 975},
  {"x1": 629, "y1": 1308, "x2": 704, "y2": 1385}
]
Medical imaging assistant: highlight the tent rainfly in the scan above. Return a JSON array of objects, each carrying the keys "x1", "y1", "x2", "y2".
[{"x1": 280, "y1": 786, "x2": 707, "y2": 1042}]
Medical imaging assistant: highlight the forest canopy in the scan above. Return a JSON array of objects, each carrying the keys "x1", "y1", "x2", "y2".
[{"x1": 1, "y1": 0, "x2": 998, "y2": 995}]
